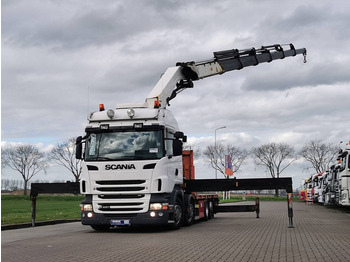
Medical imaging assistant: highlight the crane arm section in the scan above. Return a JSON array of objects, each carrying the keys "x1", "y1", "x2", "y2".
[{"x1": 146, "y1": 43, "x2": 306, "y2": 109}]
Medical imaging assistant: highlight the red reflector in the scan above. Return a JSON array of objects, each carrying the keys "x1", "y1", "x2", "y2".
[
  {"x1": 154, "y1": 100, "x2": 160, "y2": 108},
  {"x1": 99, "y1": 104, "x2": 105, "y2": 111}
]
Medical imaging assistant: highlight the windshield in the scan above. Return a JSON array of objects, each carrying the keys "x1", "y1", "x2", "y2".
[{"x1": 85, "y1": 130, "x2": 164, "y2": 161}]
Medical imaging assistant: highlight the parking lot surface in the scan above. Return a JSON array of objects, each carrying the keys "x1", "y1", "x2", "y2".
[{"x1": 2, "y1": 201, "x2": 350, "y2": 262}]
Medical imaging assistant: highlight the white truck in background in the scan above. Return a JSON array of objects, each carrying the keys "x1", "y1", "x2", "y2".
[
  {"x1": 338, "y1": 142, "x2": 350, "y2": 206},
  {"x1": 323, "y1": 165, "x2": 339, "y2": 206},
  {"x1": 302, "y1": 141, "x2": 350, "y2": 207},
  {"x1": 311, "y1": 172, "x2": 324, "y2": 203}
]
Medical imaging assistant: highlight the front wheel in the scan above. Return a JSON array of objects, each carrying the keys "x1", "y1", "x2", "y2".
[{"x1": 170, "y1": 197, "x2": 183, "y2": 230}]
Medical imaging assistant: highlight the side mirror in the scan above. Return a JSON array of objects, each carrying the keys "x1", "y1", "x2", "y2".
[
  {"x1": 76, "y1": 136, "x2": 83, "y2": 159},
  {"x1": 173, "y1": 139, "x2": 183, "y2": 156},
  {"x1": 174, "y1": 131, "x2": 187, "y2": 142}
]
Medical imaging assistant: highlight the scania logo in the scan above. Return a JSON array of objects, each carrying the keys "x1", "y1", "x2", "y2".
[{"x1": 105, "y1": 164, "x2": 136, "y2": 170}]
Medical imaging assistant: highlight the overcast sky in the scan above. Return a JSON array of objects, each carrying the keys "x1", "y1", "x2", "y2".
[{"x1": 2, "y1": 0, "x2": 350, "y2": 187}]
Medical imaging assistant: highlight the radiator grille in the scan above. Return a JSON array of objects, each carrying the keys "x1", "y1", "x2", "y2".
[
  {"x1": 98, "y1": 202, "x2": 144, "y2": 212},
  {"x1": 93, "y1": 179, "x2": 150, "y2": 214}
]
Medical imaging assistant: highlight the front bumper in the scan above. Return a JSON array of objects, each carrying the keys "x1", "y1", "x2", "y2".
[
  {"x1": 81, "y1": 210, "x2": 171, "y2": 226},
  {"x1": 80, "y1": 193, "x2": 175, "y2": 227}
]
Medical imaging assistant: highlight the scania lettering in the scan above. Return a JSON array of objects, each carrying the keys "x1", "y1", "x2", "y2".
[
  {"x1": 76, "y1": 44, "x2": 307, "y2": 230},
  {"x1": 105, "y1": 164, "x2": 136, "y2": 170}
]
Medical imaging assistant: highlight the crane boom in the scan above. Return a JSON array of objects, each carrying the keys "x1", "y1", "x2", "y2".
[{"x1": 146, "y1": 43, "x2": 306, "y2": 108}]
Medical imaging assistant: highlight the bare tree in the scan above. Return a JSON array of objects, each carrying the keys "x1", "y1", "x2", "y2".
[
  {"x1": 203, "y1": 144, "x2": 248, "y2": 178},
  {"x1": 300, "y1": 140, "x2": 338, "y2": 173},
  {"x1": 2, "y1": 144, "x2": 49, "y2": 195},
  {"x1": 1, "y1": 148, "x2": 8, "y2": 169},
  {"x1": 8, "y1": 180, "x2": 19, "y2": 191},
  {"x1": 48, "y1": 137, "x2": 82, "y2": 182},
  {"x1": 252, "y1": 142, "x2": 296, "y2": 196},
  {"x1": 2, "y1": 179, "x2": 10, "y2": 191}
]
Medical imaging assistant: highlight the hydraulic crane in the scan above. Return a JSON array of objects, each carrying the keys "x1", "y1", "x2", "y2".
[{"x1": 146, "y1": 44, "x2": 306, "y2": 109}]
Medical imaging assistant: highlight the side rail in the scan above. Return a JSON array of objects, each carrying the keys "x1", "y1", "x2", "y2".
[
  {"x1": 30, "y1": 182, "x2": 80, "y2": 227},
  {"x1": 184, "y1": 178, "x2": 294, "y2": 228},
  {"x1": 216, "y1": 197, "x2": 260, "y2": 218}
]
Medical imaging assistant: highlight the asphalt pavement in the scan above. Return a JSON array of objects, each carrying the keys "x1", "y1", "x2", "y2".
[{"x1": 2, "y1": 201, "x2": 350, "y2": 262}]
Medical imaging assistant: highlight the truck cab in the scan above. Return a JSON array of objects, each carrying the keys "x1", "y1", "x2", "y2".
[
  {"x1": 312, "y1": 172, "x2": 324, "y2": 204},
  {"x1": 76, "y1": 103, "x2": 187, "y2": 229},
  {"x1": 318, "y1": 171, "x2": 327, "y2": 204},
  {"x1": 338, "y1": 144, "x2": 350, "y2": 206},
  {"x1": 324, "y1": 165, "x2": 339, "y2": 206},
  {"x1": 306, "y1": 177, "x2": 313, "y2": 203}
]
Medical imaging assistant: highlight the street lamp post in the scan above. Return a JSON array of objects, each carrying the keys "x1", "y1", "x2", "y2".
[{"x1": 214, "y1": 126, "x2": 226, "y2": 179}]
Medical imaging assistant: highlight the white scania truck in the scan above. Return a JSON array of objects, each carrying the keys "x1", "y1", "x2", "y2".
[
  {"x1": 76, "y1": 44, "x2": 306, "y2": 230},
  {"x1": 338, "y1": 142, "x2": 350, "y2": 206}
]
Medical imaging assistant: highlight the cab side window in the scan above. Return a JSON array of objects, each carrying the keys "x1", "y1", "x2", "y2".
[{"x1": 165, "y1": 129, "x2": 174, "y2": 156}]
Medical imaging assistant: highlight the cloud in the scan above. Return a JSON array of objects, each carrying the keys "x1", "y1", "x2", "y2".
[
  {"x1": 2, "y1": 0, "x2": 350, "y2": 187},
  {"x1": 241, "y1": 60, "x2": 350, "y2": 91}
]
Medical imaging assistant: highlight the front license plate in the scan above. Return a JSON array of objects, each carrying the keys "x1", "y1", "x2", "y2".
[{"x1": 110, "y1": 220, "x2": 130, "y2": 226}]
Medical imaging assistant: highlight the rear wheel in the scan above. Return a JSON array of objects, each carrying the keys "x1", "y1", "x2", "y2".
[
  {"x1": 203, "y1": 200, "x2": 209, "y2": 221},
  {"x1": 183, "y1": 195, "x2": 195, "y2": 226},
  {"x1": 208, "y1": 200, "x2": 214, "y2": 219}
]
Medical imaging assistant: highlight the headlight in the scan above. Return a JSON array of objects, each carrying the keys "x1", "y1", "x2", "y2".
[
  {"x1": 81, "y1": 204, "x2": 93, "y2": 211},
  {"x1": 150, "y1": 203, "x2": 169, "y2": 210}
]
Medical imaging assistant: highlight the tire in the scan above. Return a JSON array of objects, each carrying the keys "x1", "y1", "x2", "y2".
[
  {"x1": 170, "y1": 197, "x2": 183, "y2": 230},
  {"x1": 203, "y1": 200, "x2": 209, "y2": 221},
  {"x1": 183, "y1": 195, "x2": 195, "y2": 226},
  {"x1": 208, "y1": 200, "x2": 214, "y2": 219},
  {"x1": 90, "y1": 225, "x2": 110, "y2": 231}
]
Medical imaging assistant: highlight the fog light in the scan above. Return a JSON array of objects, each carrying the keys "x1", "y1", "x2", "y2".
[
  {"x1": 87, "y1": 212, "x2": 93, "y2": 218},
  {"x1": 158, "y1": 212, "x2": 164, "y2": 217},
  {"x1": 150, "y1": 211, "x2": 156, "y2": 217}
]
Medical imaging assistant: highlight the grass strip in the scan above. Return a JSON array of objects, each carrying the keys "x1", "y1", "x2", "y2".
[{"x1": 1, "y1": 195, "x2": 84, "y2": 225}]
